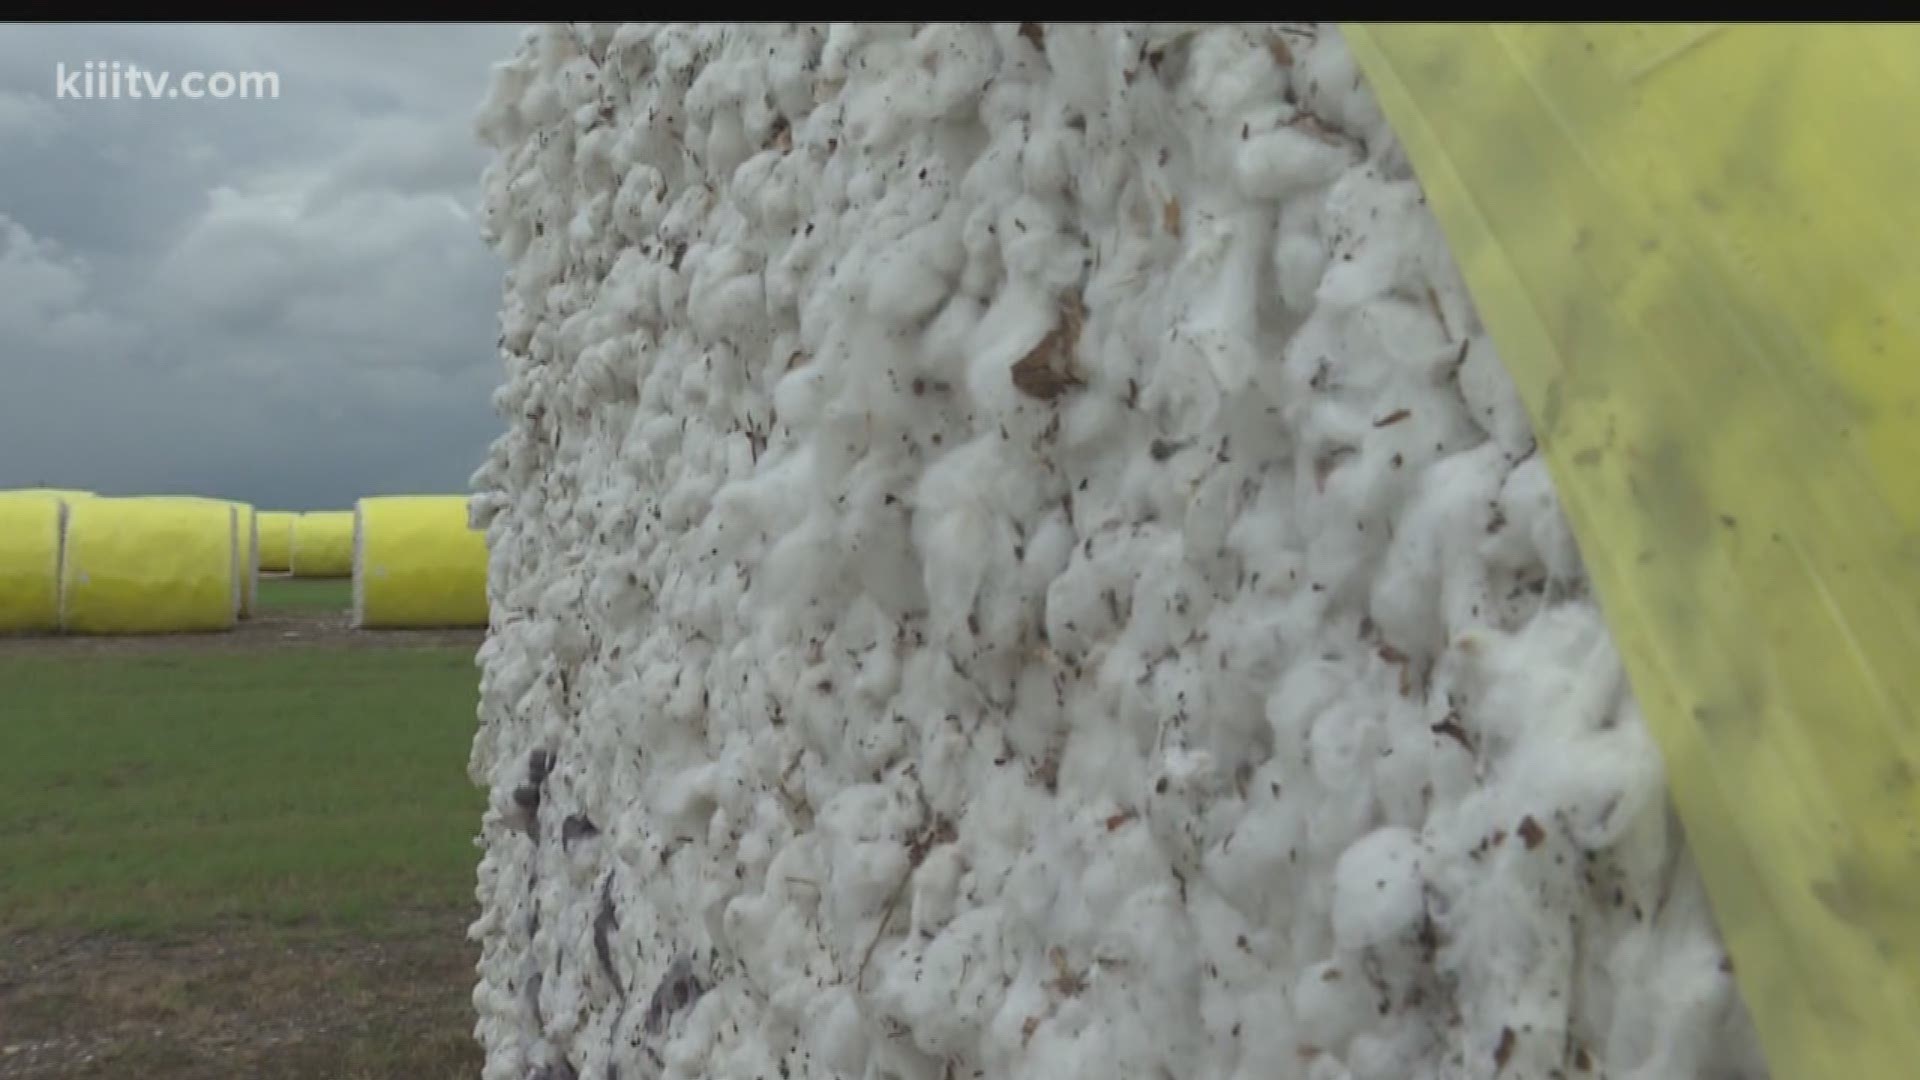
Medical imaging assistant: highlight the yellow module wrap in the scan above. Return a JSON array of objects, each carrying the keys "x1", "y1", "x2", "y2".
[
  {"x1": 258, "y1": 511, "x2": 298, "y2": 572},
  {"x1": 1344, "y1": 24, "x2": 1920, "y2": 1080},
  {"x1": 291, "y1": 510, "x2": 354, "y2": 578},
  {"x1": 61, "y1": 498, "x2": 238, "y2": 633},
  {"x1": 240, "y1": 505, "x2": 258, "y2": 617},
  {"x1": 136, "y1": 497, "x2": 253, "y2": 620},
  {"x1": 352, "y1": 496, "x2": 488, "y2": 629},
  {"x1": 0, "y1": 494, "x2": 65, "y2": 633}
]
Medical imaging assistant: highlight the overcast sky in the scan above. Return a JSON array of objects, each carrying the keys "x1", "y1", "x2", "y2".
[{"x1": 0, "y1": 23, "x2": 526, "y2": 509}]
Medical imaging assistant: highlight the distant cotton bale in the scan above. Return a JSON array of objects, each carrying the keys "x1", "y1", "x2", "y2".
[
  {"x1": 351, "y1": 496, "x2": 489, "y2": 629},
  {"x1": 0, "y1": 493, "x2": 67, "y2": 633},
  {"x1": 290, "y1": 510, "x2": 354, "y2": 578},
  {"x1": 241, "y1": 506, "x2": 259, "y2": 616},
  {"x1": 136, "y1": 497, "x2": 253, "y2": 619},
  {"x1": 258, "y1": 511, "x2": 299, "y2": 571},
  {"x1": 61, "y1": 498, "x2": 238, "y2": 633}
]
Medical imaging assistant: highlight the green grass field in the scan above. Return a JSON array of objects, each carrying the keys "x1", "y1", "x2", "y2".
[
  {"x1": 0, "y1": 585, "x2": 486, "y2": 1078},
  {"x1": 255, "y1": 575, "x2": 354, "y2": 613},
  {"x1": 0, "y1": 646, "x2": 481, "y2": 933}
]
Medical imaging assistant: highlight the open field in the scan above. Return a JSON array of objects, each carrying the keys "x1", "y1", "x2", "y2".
[
  {"x1": 255, "y1": 576, "x2": 353, "y2": 613},
  {"x1": 0, "y1": 588, "x2": 486, "y2": 1079}
]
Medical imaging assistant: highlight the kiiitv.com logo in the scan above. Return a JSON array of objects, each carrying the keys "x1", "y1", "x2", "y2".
[{"x1": 55, "y1": 61, "x2": 281, "y2": 101}]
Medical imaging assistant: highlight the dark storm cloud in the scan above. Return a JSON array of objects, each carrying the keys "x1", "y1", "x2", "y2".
[{"x1": 0, "y1": 22, "x2": 528, "y2": 509}]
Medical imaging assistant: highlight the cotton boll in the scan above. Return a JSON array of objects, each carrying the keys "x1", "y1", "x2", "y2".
[
  {"x1": 1296, "y1": 29, "x2": 1372, "y2": 136},
  {"x1": 1181, "y1": 464, "x2": 1242, "y2": 581},
  {"x1": 1043, "y1": 554, "x2": 1123, "y2": 664},
  {"x1": 1016, "y1": 219, "x2": 1094, "y2": 297},
  {"x1": 1202, "y1": 782, "x2": 1305, "y2": 922},
  {"x1": 1315, "y1": 176, "x2": 1423, "y2": 310},
  {"x1": 867, "y1": 223, "x2": 961, "y2": 329},
  {"x1": 1345, "y1": 1027, "x2": 1436, "y2": 1080},
  {"x1": 918, "y1": 294, "x2": 984, "y2": 379},
  {"x1": 1187, "y1": 27, "x2": 1285, "y2": 119},
  {"x1": 963, "y1": 280, "x2": 1061, "y2": 414},
  {"x1": 1139, "y1": 338, "x2": 1225, "y2": 442},
  {"x1": 1265, "y1": 656, "x2": 1349, "y2": 770},
  {"x1": 1237, "y1": 125, "x2": 1356, "y2": 202},
  {"x1": 771, "y1": 360, "x2": 832, "y2": 434},
  {"x1": 1292, "y1": 959, "x2": 1373, "y2": 1057},
  {"x1": 1274, "y1": 230, "x2": 1333, "y2": 317},
  {"x1": 910, "y1": 24, "x2": 999, "y2": 120},
  {"x1": 1329, "y1": 826, "x2": 1425, "y2": 951},
  {"x1": 1174, "y1": 213, "x2": 1266, "y2": 395},
  {"x1": 1455, "y1": 333, "x2": 1535, "y2": 458},
  {"x1": 1020, "y1": 508, "x2": 1075, "y2": 585},
  {"x1": 1020, "y1": 121, "x2": 1079, "y2": 198},
  {"x1": 1495, "y1": 453, "x2": 1584, "y2": 587}
]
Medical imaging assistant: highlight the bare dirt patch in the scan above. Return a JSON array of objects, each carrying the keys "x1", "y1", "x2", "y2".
[{"x1": 0, "y1": 911, "x2": 480, "y2": 1080}]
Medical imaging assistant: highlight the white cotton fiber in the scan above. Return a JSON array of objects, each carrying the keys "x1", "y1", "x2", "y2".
[
  {"x1": 1329, "y1": 826, "x2": 1425, "y2": 951},
  {"x1": 468, "y1": 21, "x2": 1767, "y2": 1080}
]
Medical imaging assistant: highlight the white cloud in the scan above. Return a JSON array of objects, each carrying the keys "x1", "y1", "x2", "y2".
[
  {"x1": 0, "y1": 90, "x2": 56, "y2": 142},
  {"x1": 0, "y1": 213, "x2": 131, "y2": 357},
  {"x1": 0, "y1": 23, "x2": 524, "y2": 505}
]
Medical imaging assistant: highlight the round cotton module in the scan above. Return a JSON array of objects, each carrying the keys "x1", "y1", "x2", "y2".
[
  {"x1": 133, "y1": 497, "x2": 250, "y2": 621},
  {"x1": 457, "y1": 21, "x2": 1890, "y2": 1080},
  {"x1": 0, "y1": 493, "x2": 66, "y2": 633},
  {"x1": 257, "y1": 511, "x2": 299, "y2": 572},
  {"x1": 240, "y1": 505, "x2": 259, "y2": 617},
  {"x1": 290, "y1": 510, "x2": 354, "y2": 578},
  {"x1": 60, "y1": 497, "x2": 238, "y2": 634},
  {"x1": 351, "y1": 495, "x2": 489, "y2": 629}
]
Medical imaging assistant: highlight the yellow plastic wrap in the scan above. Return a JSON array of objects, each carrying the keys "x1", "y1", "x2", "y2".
[
  {"x1": 61, "y1": 498, "x2": 238, "y2": 633},
  {"x1": 352, "y1": 496, "x2": 488, "y2": 629},
  {"x1": 258, "y1": 511, "x2": 298, "y2": 572},
  {"x1": 0, "y1": 494, "x2": 64, "y2": 633},
  {"x1": 240, "y1": 505, "x2": 258, "y2": 618},
  {"x1": 290, "y1": 510, "x2": 354, "y2": 578},
  {"x1": 136, "y1": 497, "x2": 250, "y2": 620},
  {"x1": 1344, "y1": 24, "x2": 1920, "y2": 1080}
]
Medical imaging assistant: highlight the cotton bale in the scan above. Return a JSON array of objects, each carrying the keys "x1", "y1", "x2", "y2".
[
  {"x1": 135, "y1": 497, "x2": 254, "y2": 619},
  {"x1": 61, "y1": 497, "x2": 238, "y2": 633},
  {"x1": 462, "y1": 21, "x2": 1807, "y2": 1080},
  {"x1": 351, "y1": 495, "x2": 489, "y2": 629},
  {"x1": 290, "y1": 510, "x2": 354, "y2": 578},
  {"x1": 258, "y1": 510, "x2": 299, "y2": 571},
  {"x1": 0, "y1": 492, "x2": 67, "y2": 633}
]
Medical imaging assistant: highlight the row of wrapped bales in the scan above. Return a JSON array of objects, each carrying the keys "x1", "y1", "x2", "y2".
[
  {"x1": 258, "y1": 510, "x2": 299, "y2": 571},
  {"x1": 351, "y1": 495, "x2": 490, "y2": 629},
  {"x1": 291, "y1": 510, "x2": 355, "y2": 578},
  {"x1": 0, "y1": 491, "x2": 71, "y2": 633},
  {"x1": 1, "y1": 490, "x2": 244, "y2": 634},
  {"x1": 5, "y1": 492, "x2": 485, "y2": 634},
  {"x1": 61, "y1": 497, "x2": 238, "y2": 633}
]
